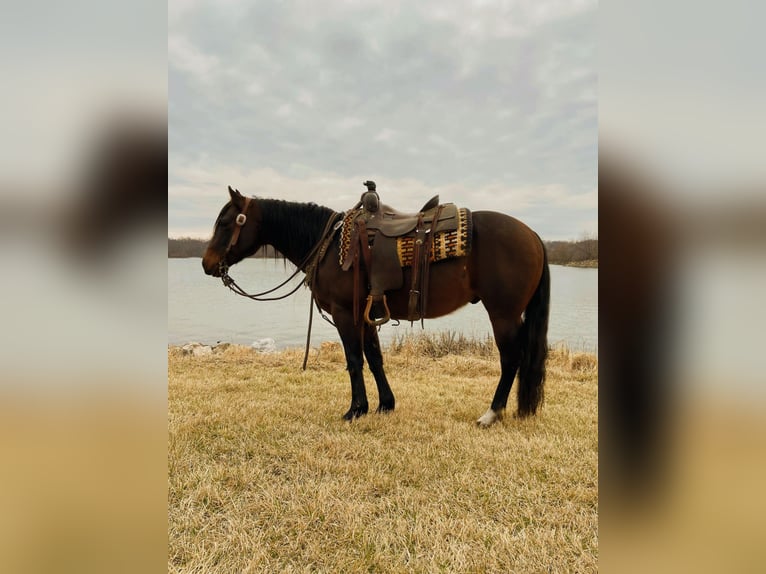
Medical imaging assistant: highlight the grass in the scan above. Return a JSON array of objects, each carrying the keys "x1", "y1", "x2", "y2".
[
  {"x1": 168, "y1": 333, "x2": 598, "y2": 573},
  {"x1": 388, "y1": 331, "x2": 498, "y2": 358}
]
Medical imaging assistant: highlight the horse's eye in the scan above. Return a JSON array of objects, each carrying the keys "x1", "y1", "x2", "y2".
[{"x1": 215, "y1": 216, "x2": 234, "y2": 231}]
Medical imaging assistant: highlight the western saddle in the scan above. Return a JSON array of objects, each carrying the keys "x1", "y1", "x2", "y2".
[{"x1": 341, "y1": 181, "x2": 463, "y2": 326}]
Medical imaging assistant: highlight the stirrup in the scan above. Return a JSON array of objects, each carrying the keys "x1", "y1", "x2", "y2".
[{"x1": 364, "y1": 295, "x2": 391, "y2": 326}]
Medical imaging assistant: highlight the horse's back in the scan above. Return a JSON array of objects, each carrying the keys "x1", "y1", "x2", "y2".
[{"x1": 471, "y1": 210, "x2": 544, "y2": 260}]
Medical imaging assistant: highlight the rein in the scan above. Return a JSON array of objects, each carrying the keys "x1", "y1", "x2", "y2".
[
  {"x1": 219, "y1": 263, "x2": 308, "y2": 301},
  {"x1": 217, "y1": 201, "x2": 343, "y2": 368}
]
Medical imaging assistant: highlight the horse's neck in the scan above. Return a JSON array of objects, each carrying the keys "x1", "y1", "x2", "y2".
[{"x1": 260, "y1": 200, "x2": 331, "y2": 268}]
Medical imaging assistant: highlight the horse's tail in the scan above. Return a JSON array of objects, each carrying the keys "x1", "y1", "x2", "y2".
[{"x1": 517, "y1": 239, "x2": 550, "y2": 416}]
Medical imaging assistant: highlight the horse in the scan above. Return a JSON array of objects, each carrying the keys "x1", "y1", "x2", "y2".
[{"x1": 202, "y1": 186, "x2": 550, "y2": 426}]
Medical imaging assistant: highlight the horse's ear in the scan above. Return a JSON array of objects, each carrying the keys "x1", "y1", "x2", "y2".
[{"x1": 228, "y1": 185, "x2": 244, "y2": 208}]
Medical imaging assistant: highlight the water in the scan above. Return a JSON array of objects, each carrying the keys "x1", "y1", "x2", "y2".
[{"x1": 169, "y1": 258, "x2": 597, "y2": 352}]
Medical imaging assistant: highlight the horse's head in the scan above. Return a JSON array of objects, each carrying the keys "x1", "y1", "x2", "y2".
[{"x1": 202, "y1": 186, "x2": 262, "y2": 276}]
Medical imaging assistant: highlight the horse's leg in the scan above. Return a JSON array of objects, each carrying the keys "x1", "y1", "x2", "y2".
[
  {"x1": 477, "y1": 317, "x2": 523, "y2": 427},
  {"x1": 333, "y1": 309, "x2": 369, "y2": 420},
  {"x1": 362, "y1": 324, "x2": 395, "y2": 413}
]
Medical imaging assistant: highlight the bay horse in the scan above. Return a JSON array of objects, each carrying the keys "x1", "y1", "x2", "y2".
[{"x1": 202, "y1": 186, "x2": 550, "y2": 426}]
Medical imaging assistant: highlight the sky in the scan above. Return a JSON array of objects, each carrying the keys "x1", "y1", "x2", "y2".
[{"x1": 169, "y1": 0, "x2": 597, "y2": 240}]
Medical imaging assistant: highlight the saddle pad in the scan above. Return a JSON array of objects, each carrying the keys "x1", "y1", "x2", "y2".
[
  {"x1": 396, "y1": 207, "x2": 473, "y2": 267},
  {"x1": 339, "y1": 209, "x2": 361, "y2": 266}
]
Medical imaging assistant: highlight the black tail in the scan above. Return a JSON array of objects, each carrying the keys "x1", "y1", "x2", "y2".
[{"x1": 517, "y1": 242, "x2": 550, "y2": 416}]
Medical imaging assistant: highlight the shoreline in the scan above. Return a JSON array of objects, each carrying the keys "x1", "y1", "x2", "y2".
[
  {"x1": 169, "y1": 337, "x2": 598, "y2": 359},
  {"x1": 558, "y1": 259, "x2": 598, "y2": 268}
]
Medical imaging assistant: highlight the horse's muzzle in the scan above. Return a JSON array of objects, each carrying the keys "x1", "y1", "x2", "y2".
[{"x1": 201, "y1": 257, "x2": 221, "y2": 276}]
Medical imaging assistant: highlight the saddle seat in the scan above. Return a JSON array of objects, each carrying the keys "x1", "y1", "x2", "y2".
[{"x1": 364, "y1": 195, "x2": 455, "y2": 238}]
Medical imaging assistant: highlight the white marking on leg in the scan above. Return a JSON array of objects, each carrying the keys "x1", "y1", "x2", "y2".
[{"x1": 476, "y1": 408, "x2": 503, "y2": 427}]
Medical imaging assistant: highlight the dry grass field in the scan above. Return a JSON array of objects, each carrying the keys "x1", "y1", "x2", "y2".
[{"x1": 168, "y1": 334, "x2": 598, "y2": 573}]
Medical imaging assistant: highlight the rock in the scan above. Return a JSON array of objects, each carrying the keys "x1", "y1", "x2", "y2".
[
  {"x1": 213, "y1": 342, "x2": 232, "y2": 354},
  {"x1": 181, "y1": 342, "x2": 213, "y2": 356},
  {"x1": 251, "y1": 338, "x2": 277, "y2": 353}
]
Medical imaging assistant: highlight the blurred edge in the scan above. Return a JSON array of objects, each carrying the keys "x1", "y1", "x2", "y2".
[
  {"x1": 0, "y1": 1, "x2": 167, "y2": 573},
  {"x1": 600, "y1": 1, "x2": 766, "y2": 572}
]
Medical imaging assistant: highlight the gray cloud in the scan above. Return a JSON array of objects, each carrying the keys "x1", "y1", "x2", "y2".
[{"x1": 169, "y1": 0, "x2": 596, "y2": 240}]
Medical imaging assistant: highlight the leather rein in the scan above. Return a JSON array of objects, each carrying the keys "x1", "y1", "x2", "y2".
[{"x1": 217, "y1": 197, "x2": 343, "y2": 368}]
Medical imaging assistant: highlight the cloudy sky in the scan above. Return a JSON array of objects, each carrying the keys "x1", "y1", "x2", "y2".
[{"x1": 169, "y1": 0, "x2": 596, "y2": 240}]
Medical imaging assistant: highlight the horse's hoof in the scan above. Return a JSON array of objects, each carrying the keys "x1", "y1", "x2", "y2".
[
  {"x1": 376, "y1": 403, "x2": 395, "y2": 414},
  {"x1": 342, "y1": 406, "x2": 368, "y2": 421},
  {"x1": 476, "y1": 408, "x2": 503, "y2": 427}
]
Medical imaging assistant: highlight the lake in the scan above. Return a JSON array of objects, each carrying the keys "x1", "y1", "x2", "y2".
[{"x1": 169, "y1": 258, "x2": 597, "y2": 352}]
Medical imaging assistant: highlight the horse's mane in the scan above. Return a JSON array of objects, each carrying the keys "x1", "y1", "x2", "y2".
[{"x1": 257, "y1": 198, "x2": 337, "y2": 264}]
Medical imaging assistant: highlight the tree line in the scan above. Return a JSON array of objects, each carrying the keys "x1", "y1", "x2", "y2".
[
  {"x1": 543, "y1": 236, "x2": 598, "y2": 266},
  {"x1": 169, "y1": 236, "x2": 598, "y2": 266}
]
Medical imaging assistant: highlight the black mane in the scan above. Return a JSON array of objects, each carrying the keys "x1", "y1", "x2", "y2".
[{"x1": 258, "y1": 198, "x2": 338, "y2": 266}]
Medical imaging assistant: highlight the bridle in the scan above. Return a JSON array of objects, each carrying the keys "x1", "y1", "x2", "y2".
[
  {"x1": 217, "y1": 197, "x2": 341, "y2": 301},
  {"x1": 224, "y1": 196, "x2": 251, "y2": 257},
  {"x1": 217, "y1": 196, "x2": 253, "y2": 287},
  {"x1": 217, "y1": 196, "x2": 307, "y2": 301},
  {"x1": 218, "y1": 196, "x2": 306, "y2": 300},
  {"x1": 215, "y1": 196, "x2": 344, "y2": 368}
]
